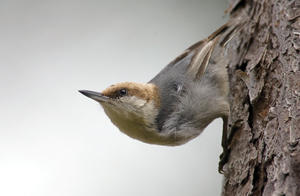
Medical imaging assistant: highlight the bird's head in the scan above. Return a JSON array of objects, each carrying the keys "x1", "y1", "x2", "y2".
[
  {"x1": 79, "y1": 82, "x2": 162, "y2": 143},
  {"x1": 79, "y1": 82, "x2": 160, "y2": 113}
]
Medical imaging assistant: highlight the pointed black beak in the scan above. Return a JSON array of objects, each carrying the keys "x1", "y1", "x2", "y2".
[{"x1": 79, "y1": 90, "x2": 109, "y2": 102}]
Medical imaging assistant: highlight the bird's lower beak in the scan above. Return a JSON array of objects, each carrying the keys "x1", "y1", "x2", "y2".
[{"x1": 79, "y1": 90, "x2": 109, "y2": 102}]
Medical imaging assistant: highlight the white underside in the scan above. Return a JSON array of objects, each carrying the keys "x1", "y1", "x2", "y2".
[{"x1": 100, "y1": 97, "x2": 201, "y2": 146}]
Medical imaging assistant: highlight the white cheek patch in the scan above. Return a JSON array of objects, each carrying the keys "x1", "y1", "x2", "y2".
[
  {"x1": 124, "y1": 97, "x2": 158, "y2": 122},
  {"x1": 120, "y1": 96, "x2": 147, "y2": 108},
  {"x1": 102, "y1": 96, "x2": 158, "y2": 128}
]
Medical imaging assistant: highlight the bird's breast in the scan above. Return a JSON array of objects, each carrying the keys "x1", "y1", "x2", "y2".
[{"x1": 101, "y1": 103, "x2": 187, "y2": 146}]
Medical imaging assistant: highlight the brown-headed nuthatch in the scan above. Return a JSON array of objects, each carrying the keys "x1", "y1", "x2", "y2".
[{"x1": 80, "y1": 22, "x2": 240, "y2": 171}]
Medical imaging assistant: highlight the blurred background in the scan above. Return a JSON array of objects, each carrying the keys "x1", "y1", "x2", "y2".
[{"x1": 0, "y1": 0, "x2": 228, "y2": 195}]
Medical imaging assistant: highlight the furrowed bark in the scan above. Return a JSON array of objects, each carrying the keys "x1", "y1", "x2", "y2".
[{"x1": 222, "y1": 0, "x2": 300, "y2": 195}]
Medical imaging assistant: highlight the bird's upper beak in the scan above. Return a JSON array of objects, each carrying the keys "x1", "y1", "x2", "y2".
[{"x1": 79, "y1": 90, "x2": 109, "y2": 103}]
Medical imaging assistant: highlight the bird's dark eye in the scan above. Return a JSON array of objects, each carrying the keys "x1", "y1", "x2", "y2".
[{"x1": 119, "y1": 88, "x2": 127, "y2": 96}]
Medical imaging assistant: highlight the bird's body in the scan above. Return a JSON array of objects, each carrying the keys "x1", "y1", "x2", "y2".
[{"x1": 79, "y1": 21, "x2": 240, "y2": 147}]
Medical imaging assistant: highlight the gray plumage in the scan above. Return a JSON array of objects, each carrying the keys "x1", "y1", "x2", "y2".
[{"x1": 79, "y1": 20, "x2": 241, "y2": 146}]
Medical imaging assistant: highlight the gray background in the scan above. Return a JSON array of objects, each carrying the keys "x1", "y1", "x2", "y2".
[{"x1": 0, "y1": 1, "x2": 228, "y2": 195}]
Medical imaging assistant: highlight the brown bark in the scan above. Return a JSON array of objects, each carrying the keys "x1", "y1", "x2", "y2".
[{"x1": 222, "y1": 0, "x2": 300, "y2": 195}]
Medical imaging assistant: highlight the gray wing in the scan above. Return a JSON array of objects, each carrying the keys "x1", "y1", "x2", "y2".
[
  {"x1": 149, "y1": 21, "x2": 235, "y2": 85},
  {"x1": 148, "y1": 21, "x2": 241, "y2": 131}
]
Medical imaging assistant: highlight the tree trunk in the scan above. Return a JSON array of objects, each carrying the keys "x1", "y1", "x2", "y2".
[{"x1": 222, "y1": 0, "x2": 300, "y2": 195}]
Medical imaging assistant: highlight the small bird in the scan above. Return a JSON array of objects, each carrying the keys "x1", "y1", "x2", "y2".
[{"x1": 79, "y1": 22, "x2": 239, "y2": 150}]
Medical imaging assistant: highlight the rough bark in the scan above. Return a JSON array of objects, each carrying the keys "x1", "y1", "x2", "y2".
[{"x1": 222, "y1": 0, "x2": 300, "y2": 195}]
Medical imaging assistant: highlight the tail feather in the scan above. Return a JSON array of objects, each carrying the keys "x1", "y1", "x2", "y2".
[{"x1": 185, "y1": 20, "x2": 243, "y2": 80}]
